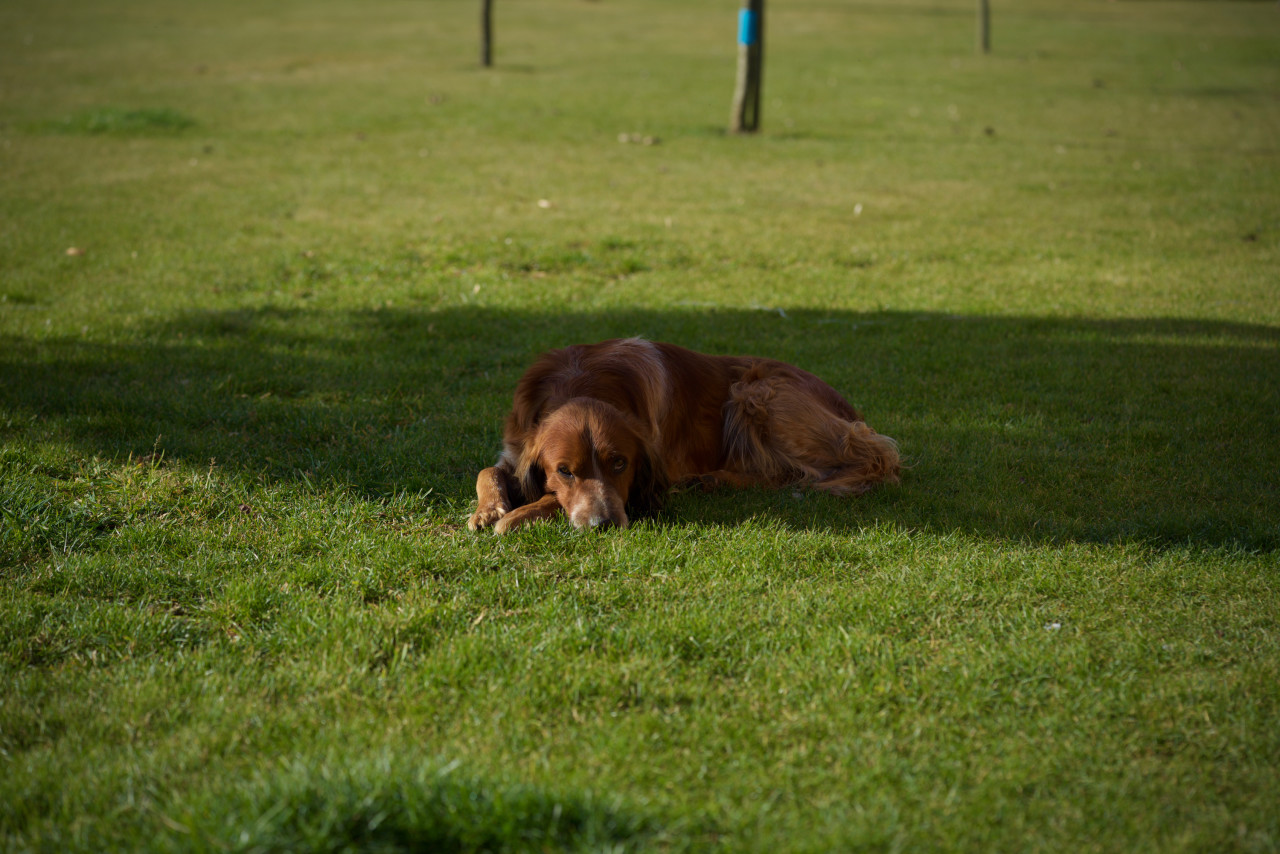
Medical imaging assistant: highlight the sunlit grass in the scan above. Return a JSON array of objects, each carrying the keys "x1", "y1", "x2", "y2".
[{"x1": 2, "y1": 0, "x2": 1278, "y2": 850}]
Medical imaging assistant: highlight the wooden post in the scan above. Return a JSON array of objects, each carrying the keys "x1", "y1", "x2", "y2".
[
  {"x1": 481, "y1": 0, "x2": 493, "y2": 67},
  {"x1": 730, "y1": 0, "x2": 765, "y2": 133},
  {"x1": 977, "y1": 0, "x2": 990, "y2": 54}
]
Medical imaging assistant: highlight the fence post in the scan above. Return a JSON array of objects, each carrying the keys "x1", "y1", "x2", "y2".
[
  {"x1": 977, "y1": 0, "x2": 990, "y2": 54},
  {"x1": 730, "y1": 0, "x2": 765, "y2": 133},
  {"x1": 481, "y1": 0, "x2": 493, "y2": 67}
]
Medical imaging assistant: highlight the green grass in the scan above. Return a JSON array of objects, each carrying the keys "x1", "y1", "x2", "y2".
[
  {"x1": 2, "y1": 0, "x2": 1279, "y2": 851},
  {"x1": 35, "y1": 106, "x2": 197, "y2": 136}
]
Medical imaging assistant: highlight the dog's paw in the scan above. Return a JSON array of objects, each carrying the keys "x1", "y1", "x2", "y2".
[{"x1": 467, "y1": 503, "x2": 508, "y2": 531}]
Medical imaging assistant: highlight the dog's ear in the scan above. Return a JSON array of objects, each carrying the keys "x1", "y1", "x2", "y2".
[
  {"x1": 625, "y1": 439, "x2": 669, "y2": 518},
  {"x1": 513, "y1": 443, "x2": 548, "y2": 506},
  {"x1": 500, "y1": 363, "x2": 561, "y2": 507}
]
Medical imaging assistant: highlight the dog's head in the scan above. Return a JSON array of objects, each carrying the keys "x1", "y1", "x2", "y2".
[{"x1": 515, "y1": 398, "x2": 665, "y2": 530}]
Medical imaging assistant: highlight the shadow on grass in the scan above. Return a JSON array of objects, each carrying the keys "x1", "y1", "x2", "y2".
[
  {"x1": 2, "y1": 306, "x2": 1277, "y2": 550},
  {"x1": 186, "y1": 760, "x2": 666, "y2": 853},
  {"x1": 14, "y1": 750, "x2": 667, "y2": 852}
]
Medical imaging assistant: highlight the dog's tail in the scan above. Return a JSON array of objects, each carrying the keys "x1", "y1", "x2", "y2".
[
  {"x1": 723, "y1": 371, "x2": 901, "y2": 495},
  {"x1": 811, "y1": 421, "x2": 901, "y2": 496}
]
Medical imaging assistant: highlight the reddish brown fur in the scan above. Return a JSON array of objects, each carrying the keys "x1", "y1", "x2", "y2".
[{"x1": 468, "y1": 338, "x2": 900, "y2": 534}]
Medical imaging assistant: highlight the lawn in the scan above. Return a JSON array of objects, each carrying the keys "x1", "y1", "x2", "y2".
[{"x1": 2, "y1": 0, "x2": 1278, "y2": 850}]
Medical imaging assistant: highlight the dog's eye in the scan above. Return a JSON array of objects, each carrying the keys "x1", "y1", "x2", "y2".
[
  {"x1": 611, "y1": 457, "x2": 628, "y2": 473},
  {"x1": 556, "y1": 465, "x2": 573, "y2": 478}
]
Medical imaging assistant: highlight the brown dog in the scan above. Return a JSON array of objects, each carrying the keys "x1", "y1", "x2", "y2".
[{"x1": 468, "y1": 338, "x2": 900, "y2": 534}]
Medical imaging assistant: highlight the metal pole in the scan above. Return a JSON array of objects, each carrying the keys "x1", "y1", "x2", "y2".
[
  {"x1": 730, "y1": 0, "x2": 765, "y2": 133},
  {"x1": 977, "y1": 0, "x2": 990, "y2": 54},
  {"x1": 481, "y1": 0, "x2": 493, "y2": 67}
]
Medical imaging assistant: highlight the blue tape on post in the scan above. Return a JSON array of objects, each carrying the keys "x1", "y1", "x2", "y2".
[{"x1": 738, "y1": 8, "x2": 758, "y2": 46}]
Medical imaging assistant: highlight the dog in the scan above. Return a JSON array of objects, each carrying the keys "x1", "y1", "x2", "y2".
[{"x1": 468, "y1": 338, "x2": 900, "y2": 534}]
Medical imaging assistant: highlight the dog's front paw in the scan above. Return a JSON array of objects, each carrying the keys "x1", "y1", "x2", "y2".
[
  {"x1": 492, "y1": 513, "x2": 519, "y2": 535},
  {"x1": 467, "y1": 503, "x2": 509, "y2": 531}
]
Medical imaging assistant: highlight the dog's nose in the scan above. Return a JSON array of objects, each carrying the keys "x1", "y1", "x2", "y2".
[{"x1": 589, "y1": 517, "x2": 615, "y2": 531}]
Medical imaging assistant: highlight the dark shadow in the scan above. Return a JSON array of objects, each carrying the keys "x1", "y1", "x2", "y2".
[{"x1": 2, "y1": 306, "x2": 1277, "y2": 550}]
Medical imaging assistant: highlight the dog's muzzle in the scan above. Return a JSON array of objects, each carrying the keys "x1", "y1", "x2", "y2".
[{"x1": 566, "y1": 481, "x2": 628, "y2": 531}]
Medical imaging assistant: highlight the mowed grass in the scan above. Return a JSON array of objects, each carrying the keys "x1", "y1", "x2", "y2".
[{"x1": 2, "y1": 0, "x2": 1279, "y2": 850}]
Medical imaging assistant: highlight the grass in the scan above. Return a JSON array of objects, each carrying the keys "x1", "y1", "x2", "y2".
[
  {"x1": 35, "y1": 106, "x2": 197, "y2": 136},
  {"x1": 2, "y1": 0, "x2": 1279, "y2": 850}
]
